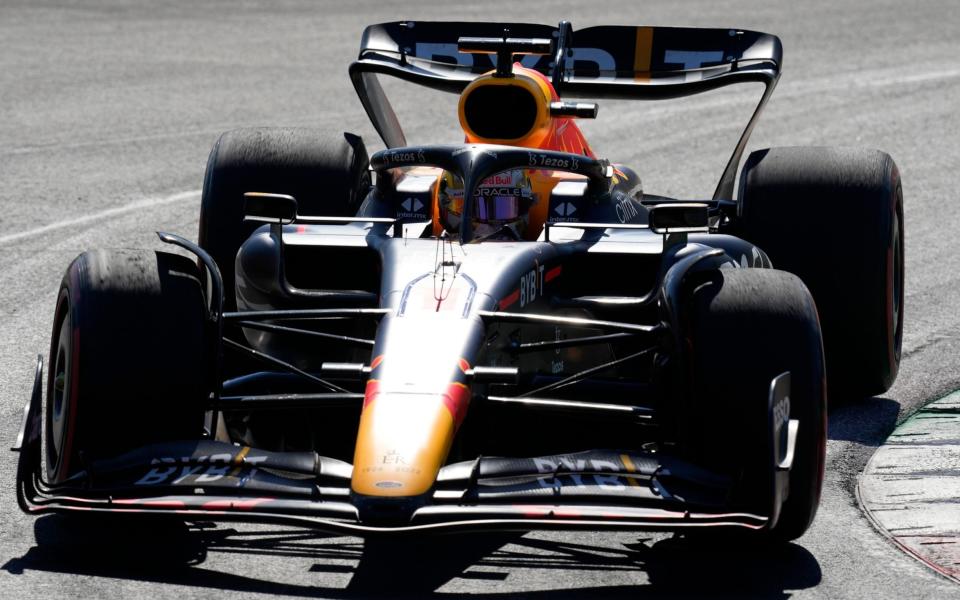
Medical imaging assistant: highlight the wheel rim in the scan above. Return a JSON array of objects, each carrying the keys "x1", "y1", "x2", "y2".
[{"x1": 46, "y1": 307, "x2": 72, "y2": 477}]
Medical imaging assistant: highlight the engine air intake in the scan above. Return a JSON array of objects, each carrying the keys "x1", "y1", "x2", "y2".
[
  {"x1": 462, "y1": 84, "x2": 538, "y2": 141},
  {"x1": 458, "y1": 71, "x2": 554, "y2": 146}
]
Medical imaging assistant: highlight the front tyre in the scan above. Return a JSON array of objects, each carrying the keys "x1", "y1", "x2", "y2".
[
  {"x1": 45, "y1": 250, "x2": 210, "y2": 482},
  {"x1": 685, "y1": 268, "x2": 827, "y2": 541}
]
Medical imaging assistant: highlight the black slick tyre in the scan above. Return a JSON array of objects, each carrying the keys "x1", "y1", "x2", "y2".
[
  {"x1": 198, "y1": 128, "x2": 370, "y2": 311},
  {"x1": 737, "y1": 147, "x2": 903, "y2": 397},
  {"x1": 685, "y1": 268, "x2": 827, "y2": 541},
  {"x1": 45, "y1": 250, "x2": 209, "y2": 483}
]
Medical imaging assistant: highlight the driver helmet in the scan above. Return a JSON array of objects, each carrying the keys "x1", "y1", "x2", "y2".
[{"x1": 438, "y1": 169, "x2": 534, "y2": 240}]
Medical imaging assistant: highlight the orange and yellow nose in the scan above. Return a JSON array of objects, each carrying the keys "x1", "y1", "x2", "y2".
[{"x1": 351, "y1": 379, "x2": 470, "y2": 497}]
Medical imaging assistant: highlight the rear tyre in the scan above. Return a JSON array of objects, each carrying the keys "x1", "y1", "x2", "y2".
[
  {"x1": 737, "y1": 147, "x2": 903, "y2": 397},
  {"x1": 45, "y1": 250, "x2": 209, "y2": 482},
  {"x1": 685, "y1": 268, "x2": 827, "y2": 541},
  {"x1": 198, "y1": 127, "x2": 370, "y2": 311}
]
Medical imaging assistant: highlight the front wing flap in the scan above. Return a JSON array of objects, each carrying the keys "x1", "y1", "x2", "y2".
[
  {"x1": 13, "y1": 357, "x2": 786, "y2": 535},
  {"x1": 17, "y1": 444, "x2": 768, "y2": 535}
]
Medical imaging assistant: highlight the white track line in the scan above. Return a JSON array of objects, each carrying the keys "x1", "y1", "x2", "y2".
[
  {"x1": 632, "y1": 65, "x2": 960, "y2": 119},
  {"x1": 861, "y1": 67, "x2": 960, "y2": 88},
  {"x1": 0, "y1": 189, "x2": 201, "y2": 246}
]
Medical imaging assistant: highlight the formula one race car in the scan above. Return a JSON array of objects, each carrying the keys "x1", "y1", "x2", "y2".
[{"x1": 14, "y1": 21, "x2": 904, "y2": 542}]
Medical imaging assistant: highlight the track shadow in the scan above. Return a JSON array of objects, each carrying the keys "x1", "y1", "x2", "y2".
[
  {"x1": 826, "y1": 395, "x2": 901, "y2": 446},
  {"x1": 637, "y1": 535, "x2": 821, "y2": 599},
  {"x1": 346, "y1": 532, "x2": 820, "y2": 599},
  {"x1": 2, "y1": 515, "x2": 821, "y2": 598},
  {"x1": 3, "y1": 515, "x2": 358, "y2": 598}
]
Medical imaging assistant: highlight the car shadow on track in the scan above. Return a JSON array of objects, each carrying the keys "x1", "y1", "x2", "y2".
[
  {"x1": 826, "y1": 396, "x2": 901, "y2": 446},
  {"x1": 3, "y1": 514, "x2": 821, "y2": 598}
]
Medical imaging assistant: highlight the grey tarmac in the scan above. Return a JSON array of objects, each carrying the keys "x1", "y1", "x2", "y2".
[{"x1": 2, "y1": 1, "x2": 960, "y2": 597}]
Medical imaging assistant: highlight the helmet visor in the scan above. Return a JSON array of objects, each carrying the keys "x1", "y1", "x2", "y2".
[
  {"x1": 475, "y1": 194, "x2": 519, "y2": 222},
  {"x1": 447, "y1": 193, "x2": 520, "y2": 223}
]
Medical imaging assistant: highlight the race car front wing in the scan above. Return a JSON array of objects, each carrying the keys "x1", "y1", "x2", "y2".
[{"x1": 13, "y1": 355, "x2": 794, "y2": 535}]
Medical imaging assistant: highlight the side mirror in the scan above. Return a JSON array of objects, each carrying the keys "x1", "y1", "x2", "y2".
[
  {"x1": 648, "y1": 203, "x2": 709, "y2": 234},
  {"x1": 243, "y1": 192, "x2": 298, "y2": 224}
]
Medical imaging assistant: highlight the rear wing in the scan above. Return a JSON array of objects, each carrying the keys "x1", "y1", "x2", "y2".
[{"x1": 349, "y1": 21, "x2": 783, "y2": 200}]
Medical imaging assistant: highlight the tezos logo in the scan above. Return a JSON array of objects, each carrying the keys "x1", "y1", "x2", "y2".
[
  {"x1": 384, "y1": 149, "x2": 426, "y2": 164},
  {"x1": 528, "y1": 152, "x2": 579, "y2": 170}
]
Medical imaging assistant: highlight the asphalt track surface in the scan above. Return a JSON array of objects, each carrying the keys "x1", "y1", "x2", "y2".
[{"x1": 1, "y1": 1, "x2": 959, "y2": 597}]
